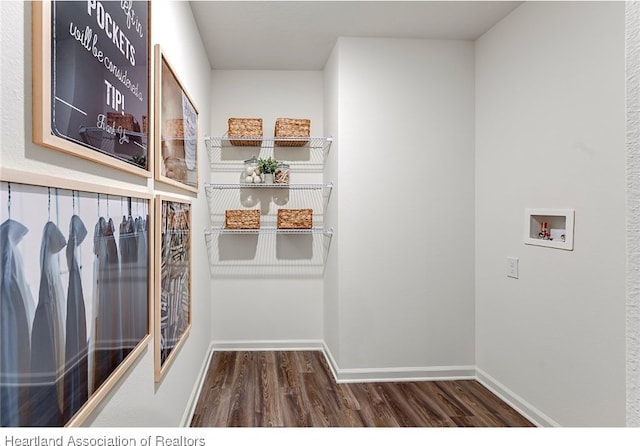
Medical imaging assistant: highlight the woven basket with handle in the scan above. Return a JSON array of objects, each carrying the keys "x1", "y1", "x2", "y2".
[
  {"x1": 225, "y1": 209, "x2": 260, "y2": 229},
  {"x1": 228, "y1": 118, "x2": 263, "y2": 146},
  {"x1": 274, "y1": 118, "x2": 310, "y2": 147},
  {"x1": 277, "y1": 209, "x2": 312, "y2": 229}
]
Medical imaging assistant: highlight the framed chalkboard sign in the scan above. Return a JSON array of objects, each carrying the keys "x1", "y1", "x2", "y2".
[{"x1": 32, "y1": 0, "x2": 152, "y2": 177}]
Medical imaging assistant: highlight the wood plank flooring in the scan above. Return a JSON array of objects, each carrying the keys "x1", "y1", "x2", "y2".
[{"x1": 189, "y1": 351, "x2": 535, "y2": 427}]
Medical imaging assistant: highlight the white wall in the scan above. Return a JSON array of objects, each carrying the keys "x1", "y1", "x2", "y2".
[
  {"x1": 325, "y1": 37, "x2": 476, "y2": 376},
  {"x1": 475, "y1": 1, "x2": 626, "y2": 426},
  {"x1": 627, "y1": 1, "x2": 640, "y2": 427},
  {"x1": 208, "y1": 70, "x2": 324, "y2": 345},
  {"x1": 0, "y1": 0, "x2": 212, "y2": 426}
]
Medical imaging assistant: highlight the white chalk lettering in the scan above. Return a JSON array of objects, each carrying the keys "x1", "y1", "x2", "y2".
[
  {"x1": 96, "y1": 114, "x2": 116, "y2": 136},
  {"x1": 66, "y1": 21, "x2": 143, "y2": 102},
  {"x1": 97, "y1": 114, "x2": 130, "y2": 145},
  {"x1": 104, "y1": 79, "x2": 125, "y2": 112},
  {"x1": 121, "y1": 0, "x2": 144, "y2": 38},
  {"x1": 119, "y1": 128, "x2": 130, "y2": 144},
  {"x1": 87, "y1": 0, "x2": 136, "y2": 66}
]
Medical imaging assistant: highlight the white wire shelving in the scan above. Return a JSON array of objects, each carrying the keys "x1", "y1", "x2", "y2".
[
  {"x1": 204, "y1": 135, "x2": 332, "y2": 172},
  {"x1": 203, "y1": 135, "x2": 334, "y2": 276},
  {"x1": 203, "y1": 226, "x2": 333, "y2": 278}
]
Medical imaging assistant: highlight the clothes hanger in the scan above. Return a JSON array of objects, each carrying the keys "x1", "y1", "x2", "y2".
[
  {"x1": 7, "y1": 182, "x2": 11, "y2": 220},
  {"x1": 107, "y1": 195, "x2": 114, "y2": 233},
  {"x1": 55, "y1": 188, "x2": 59, "y2": 225}
]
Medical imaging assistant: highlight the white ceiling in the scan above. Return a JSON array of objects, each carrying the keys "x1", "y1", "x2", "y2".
[{"x1": 189, "y1": 1, "x2": 522, "y2": 70}]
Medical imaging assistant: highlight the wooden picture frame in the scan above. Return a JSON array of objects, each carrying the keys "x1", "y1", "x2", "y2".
[
  {"x1": 0, "y1": 168, "x2": 153, "y2": 427},
  {"x1": 154, "y1": 195, "x2": 192, "y2": 381},
  {"x1": 154, "y1": 45, "x2": 200, "y2": 193},
  {"x1": 32, "y1": 0, "x2": 152, "y2": 177}
]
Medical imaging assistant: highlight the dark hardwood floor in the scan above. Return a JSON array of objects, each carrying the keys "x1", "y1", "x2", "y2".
[{"x1": 189, "y1": 351, "x2": 535, "y2": 427}]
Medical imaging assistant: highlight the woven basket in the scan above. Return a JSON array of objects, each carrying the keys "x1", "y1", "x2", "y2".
[
  {"x1": 164, "y1": 118, "x2": 184, "y2": 138},
  {"x1": 108, "y1": 112, "x2": 137, "y2": 132},
  {"x1": 277, "y1": 209, "x2": 313, "y2": 229},
  {"x1": 228, "y1": 118, "x2": 263, "y2": 146},
  {"x1": 274, "y1": 118, "x2": 310, "y2": 147},
  {"x1": 225, "y1": 209, "x2": 260, "y2": 229}
]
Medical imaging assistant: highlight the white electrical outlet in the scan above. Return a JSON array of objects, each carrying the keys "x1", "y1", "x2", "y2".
[{"x1": 507, "y1": 257, "x2": 519, "y2": 279}]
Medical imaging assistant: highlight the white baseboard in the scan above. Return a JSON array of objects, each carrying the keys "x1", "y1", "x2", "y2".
[
  {"x1": 180, "y1": 341, "x2": 215, "y2": 427},
  {"x1": 334, "y1": 366, "x2": 476, "y2": 383},
  {"x1": 321, "y1": 341, "x2": 340, "y2": 382},
  {"x1": 211, "y1": 339, "x2": 325, "y2": 351},
  {"x1": 321, "y1": 341, "x2": 475, "y2": 383},
  {"x1": 476, "y1": 367, "x2": 558, "y2": 427}
]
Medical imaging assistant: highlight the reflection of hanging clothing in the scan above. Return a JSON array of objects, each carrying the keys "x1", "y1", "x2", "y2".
[
  {"x1": 181, "y1": 92, "x2": 197, "y2": 171},
  {"x1": 119, "y1": 215, "x2": 137, "y2": 353},
  {"x1": 133, "y1": 216, "x2": 148, "y2": 342},
  {"x1": 63, "y1": 215, "x2": 88, "y2": 423},
  {"x1": 0, "y1": 220, "x2": 32, "y2": 427},
  {"x1": 29, "y1": 221, "x2": 66, "y2": 426},
  {"x1": 92, "y1": 217, "x2": 123, "y2": 392}
]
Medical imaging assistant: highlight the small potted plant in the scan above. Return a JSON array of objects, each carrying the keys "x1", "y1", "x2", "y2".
[{"x1": 258, "y1": 157, "x2": 278, "y2": 184}]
